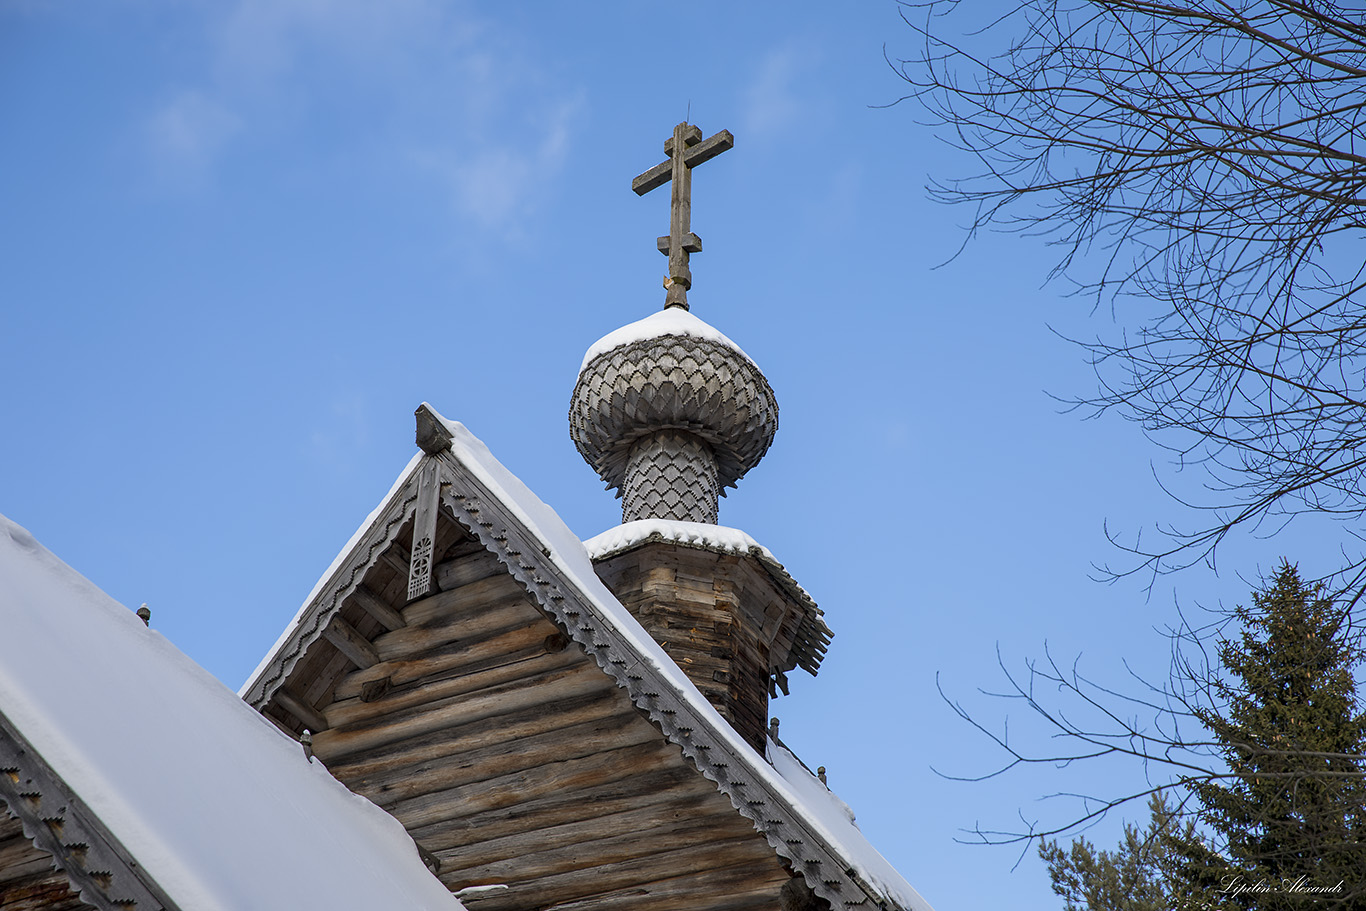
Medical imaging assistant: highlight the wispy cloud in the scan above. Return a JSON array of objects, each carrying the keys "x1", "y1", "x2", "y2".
[
  {"x1": 742, "y1": 42, "x2": 817, "y2": 142},
  {"x1": 145, "y1": 89, "x2": 243, "y2": 183},
  {"x1": 428, "y1": 93, "x2": 583, "y2": 230},
  {"x1": 137, "y1": 0, "x2": 581, "y2": 229}
]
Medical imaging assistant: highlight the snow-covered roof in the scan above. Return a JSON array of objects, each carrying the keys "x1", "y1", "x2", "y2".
[
  {"x1": 245, "y1": 407, "x2": 931, "y2": 911},
  {"x1": 0, "y1": 514, "x2": 464, "y2": 911},
  {"x1": 768, "y1": 740, "x2": 933, "y2": 911},
  {"x1": 578, "y1": 306, "x2": 756, "y2": 372}
]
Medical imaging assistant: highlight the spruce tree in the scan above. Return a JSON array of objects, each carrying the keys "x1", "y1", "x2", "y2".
[
  {"x1": 1039, "y1": 564, "x2": 1366, "y2": 909},
  {"x1": 1039, "y1": 794, "x2": 1187, "y2": 911},
  {"x1": 1186, "y1": 563, "x2": 1366, "y2": 907}
]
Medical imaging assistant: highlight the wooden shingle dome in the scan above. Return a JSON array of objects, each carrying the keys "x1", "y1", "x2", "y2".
[{"x1": 569, "y1": 307, "x2": 778, "y2": 525}]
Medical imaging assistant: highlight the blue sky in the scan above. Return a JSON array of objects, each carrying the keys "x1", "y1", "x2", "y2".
[{"x1": 1, "y1": 3, "x2": 1344, "y2": 909}]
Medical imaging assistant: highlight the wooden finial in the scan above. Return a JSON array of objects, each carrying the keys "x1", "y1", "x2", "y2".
[
  {"x1": 817, "y1": 766, "x2": 827, "y2": 786},
  {"x1": 136, "y1": 604, "x2": 151, "y2": 627},
  {"x1": 414, "y1": 403, "x2": 453, "y2": 455},
  {"x1": 300, "y1": 729, "x2": 314, "y2": 763},
  {"x1": 632, "y1": 122, "x2": 734, "y2": 310},
  {"x1": 768, "y1": 717, "x2": 780, "y2": 742}
]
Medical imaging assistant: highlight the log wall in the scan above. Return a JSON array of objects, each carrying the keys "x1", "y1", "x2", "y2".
[{"x1": 592, "y1": 543, "x2": 810, "y2": 752}]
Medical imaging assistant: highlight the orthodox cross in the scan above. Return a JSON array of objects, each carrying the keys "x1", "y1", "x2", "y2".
[{"x1": 632, "y1": 122, "x2": 733, "y2": 310}]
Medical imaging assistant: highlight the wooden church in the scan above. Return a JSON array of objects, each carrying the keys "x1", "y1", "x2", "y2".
[{"x1": 0, "y1": 123, "x2": 934, "y2": 911}]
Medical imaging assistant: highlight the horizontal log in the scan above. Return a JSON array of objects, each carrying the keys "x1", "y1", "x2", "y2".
[
  {"x1": 325, "y1": 689, "x2": 639, "y2": 781},
  {"x1": 362, "y1": 598, "x2": 562, "y2": 691},
  {"x1": 328, "y1": 643, "x2": 581, "y2": 728},
  {"x1": 414, "y1": 764, "x2": 712, "y2": 852},
  {"x1": 526, "y1": 860, "x2": 786, "y2": 911},
  {"x1": 442, "y1": 833, "x2": 776, "y2": 911},
  {"x1": 0, "y1": 846, "x2": 63, "y2": 885},
  {"x1": 380, "y1": 737, "x2": 686, "y2": 828},
  {"x1": 315, "y1": 662, "x2": 615, "y2": 760},
  {"x1": 335, "y1": 624, "x2": 562, "y2": 703},
  {"x1": 440, "y1": 811, "x2": 763, "y2": 885},
  {"x1": 436, "y1": 549, "x2": 505, "y2": 592},
  {"x1": 400, "y1": 574, "x2": 529, "y2": 629}
]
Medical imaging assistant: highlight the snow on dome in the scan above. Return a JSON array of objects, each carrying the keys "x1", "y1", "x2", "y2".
[
  {"x1": 579, "y1": 306, "x2": 756, "y2": 374},
  {"x1": 569, "y1": 309, "x2": 778, "y2": 525},
  {"x1": 585, "y1": 518, "x2": 768, "y2": 559},
  {"x1": 0, "y1": 513, "x2": 464, "y2": 911}
]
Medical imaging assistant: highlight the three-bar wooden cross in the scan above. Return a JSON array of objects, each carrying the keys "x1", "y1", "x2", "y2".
[{"x1": 632, "y1": 122, "x2": 733, "y2": 311}]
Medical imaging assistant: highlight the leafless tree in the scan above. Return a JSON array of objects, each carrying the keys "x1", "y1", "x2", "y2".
[
  {"x1": 895, "y1": 0, "x2": 1366, "y2": 600},
  {"x1": 938, "y1": 567, "x2": 1366, "y2": 905}
]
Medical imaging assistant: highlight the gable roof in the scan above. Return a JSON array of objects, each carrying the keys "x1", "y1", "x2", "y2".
[
  {"x1": 0, "y1": 514, "x2": 464, "y2": 911},
  {"x1": 245, "y1": 404, "x2": 934, "y2": 911}
]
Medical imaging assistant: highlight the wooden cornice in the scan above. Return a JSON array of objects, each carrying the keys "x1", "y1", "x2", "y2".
[{"x1": 0, "y1": 708, "x2": 180, "y2": 911}]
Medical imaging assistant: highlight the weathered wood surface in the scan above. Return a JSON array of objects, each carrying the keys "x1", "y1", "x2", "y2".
[
  {"x1": 290, "y1": 539, "x2": 792, "y2": 910},
  {"x1": 273, "y1": 688, "x2": 329, "y2": 733},
  {"x1": 474, "y1": 861, "x2": 782, "y2": 911},
  {"x1": 593, "y1": 542, "x2": 806, "y2": 751},
  {"x1": 323, "y1": 614, "x2": 380, "y2": 669},
  {"x1": 251, "y1": 452, "x2": 890, "y2": 911},
  {"x1": 407, "y1": 461, "x2": 442, "y2": 601},
  {"x1": 317, "y1": 661, "x2": 614, "y2": 760},
  {"x1": 445, "y1": 836, "x2": 779, "y2": 911},
  {"x1": 0, "y1": 811, "x2": 93, "y2": 911},
  {"x1": 349, "y1": 586, "x2": 406, "y2": 631},
  {"x1": 509, "y1": 861, "x2": 783, "y2": 911}
]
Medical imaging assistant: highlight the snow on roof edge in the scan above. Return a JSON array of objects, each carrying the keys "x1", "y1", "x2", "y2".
[
  {"x1": 0, "y1": 513, "x2": 465, "y2": 911},
  {"x1": 768, "y1": 738, "x2": 936, "y2": 911}
]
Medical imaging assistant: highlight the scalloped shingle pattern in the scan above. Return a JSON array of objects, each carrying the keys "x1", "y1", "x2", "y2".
[
  {"x1": 623, "y1": 430, "x2": 721, "y2": 523},
  {"x1": 569, "y1": 334, "x2": 778, "y2": 497}
]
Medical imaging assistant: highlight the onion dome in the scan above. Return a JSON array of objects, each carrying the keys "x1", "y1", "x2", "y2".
[{"x1": 569, "y1": 308, "x2": 778, "y2": 525}]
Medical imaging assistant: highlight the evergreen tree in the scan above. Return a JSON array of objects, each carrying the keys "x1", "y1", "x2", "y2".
[
  {"x1": 1040, "y1": 794, "x2": 1186, "y2": 911},
  {"x1": 1039, "y1": 564, "x2": 1366, "y2": 909},
  {"x1": 1185, "y1": 563, "x2": 1366, "y2": 907}
]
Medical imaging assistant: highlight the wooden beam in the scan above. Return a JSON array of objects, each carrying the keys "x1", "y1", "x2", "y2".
[
  {"x1": 380, "y1": 544, "x2": 411, "y2": 578},
  {"x1": 350, "y1": 585, "x2": 406, "y2": 631},
  {"x1": 273, "y1": 689, "x2": 329, "y2": 733},
  {"x1": 323, "y1": 615, "x2": 380, "y2": 669}
]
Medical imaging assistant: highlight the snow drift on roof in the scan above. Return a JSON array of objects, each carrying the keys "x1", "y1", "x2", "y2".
[
  {"x1": 240, "y1": 408, "x2": 930, "y2": 911},
  {"x1": 578, "y1": 307, "x2": 757, "y2": 373},
  {"x1": 426, "y1": 412, "x2": 928, "y2": 911},
  {"x1": 768, "y1": 739, "x2": 935, "y2": 911},
  {"x1": 0, "y1": 514, "x2": 464, "y2": 911}
]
